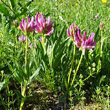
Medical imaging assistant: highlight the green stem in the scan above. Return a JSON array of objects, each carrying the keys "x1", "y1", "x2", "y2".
[
  {"x1": 68, "y1": 44, "x2": 76, "y2": 84},
  {"x1": 12, "y1": 91, "x2": 15, "y2": 109},
  {"x1": 101, "y1": 30, "x2": 103, "y2": 57},
  {"x1": 71, "y1": 52, "x2": 83, "y2": 86},
  {"x1": 42, "y1": 35, "x2": 46, "y2": 54},
  {"x1": 20, "y1": 80, "x2": 26, "y2": 110},
  {"x1": 7, "y1": 86, "x2": 10, "y2": 109},
  {"x1": 25, "y1": 35, "x2": 28, "y2": 73},
  {"x1": 83, "y1": 72, "x2": 94, "y2": 82},
  {"x1": 79, "y1": 85, "x2": 81, "y2": 92},
  {"x1": 0, "y1": 94, "x2": 7, "y2": 109},
  {"x1": 19, "y1": 34, "x2": 28, "y2": 110}
]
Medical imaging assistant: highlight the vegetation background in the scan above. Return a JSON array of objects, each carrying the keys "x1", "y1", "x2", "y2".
[{"x1": 0, "y1": 0, "x2": 110, "y2": 109}]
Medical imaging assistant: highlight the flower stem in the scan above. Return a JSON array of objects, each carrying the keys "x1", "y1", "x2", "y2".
[
  {"x1": 20, "y1": 80, "x2": 26, "y2": 110},
  {"x1": 83, "y1": 72, "x2": 94, "y2": 82},
  {"x1": 71, "y1": 52, "x2": 83, "y2": 86},
  {"x1": 42, "y1": 35, "x2": 46, "y2": 54},
  {"x1": 19, "y1": 34, "x2": 28, "y2": 110},
  {"x1": 25, "y1": 35, "x2": 28, "y2": 73},
  {"x1": 7, "y1": 86, "x2": 10, "y2": 109},
  {"x1": 68, "y1": 44, "x2": 76, "y2": 84},
  {"x1": 101, "y1": 30, "x2": 103, "y2": 57}
]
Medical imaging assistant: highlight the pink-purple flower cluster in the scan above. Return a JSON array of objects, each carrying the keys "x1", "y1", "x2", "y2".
[
  {"x1": 35, "y1": 12, "x2": 54, "y2": 36},
  {"x1": 20, "y1": 16, "x2": 36, "y2": 34},
  {"x1": 19, "y1": 12, "x2": 54, "y2": 36},
  {"x1": 67, "y1": 24, "x2": 96, "y2": 55},
  {"x1": 74, "y1": 29, "x2": 96, "y2": 55},
  {"x1": 67, "y1": 23, "x2": 78, "y2": 41},
  {"x1": 19, "y1": 12, "x2": 54, "y2": 43}
]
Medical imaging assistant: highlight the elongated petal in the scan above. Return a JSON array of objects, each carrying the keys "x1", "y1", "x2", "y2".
[
  {"x1": 77, "y1": 29, "x2": 82, "y2": 39},
  {"x1": 70, "y1": 23, "x2": 73, "y2": 30},
  {"x1": 75, "y1": 34, "x2": 81, "y2": 43},
  {"x1": 83, "y1": 30, "x2": 87, "y2": 42},
  {"x1": 27, "y1": 16, "x2": 30, "y2": 23},
  {"x1": 20, "y1": 22, "x2": 24, "y2": 31},
  {"x1": 47, "y1": 21, "x2": 54, "y2": 29},
  {"x1": 87, "y1": 32, "x2": 95, "y2": 42},
  {"x1": 45, "y1": 29, "x2": 54, "y2": 36},
  {"x1": 67, "y1": 29, "x2": 70, "y2": 37},
  {"x1": 46, "y1": 17, "x2": 51, "y2": 25},
  {"x1": 71, "y1": 30, "x2": 73, "y2": 38},
  {"x1": 36, "y1": 26, "x2": 41, "y2": 33}
]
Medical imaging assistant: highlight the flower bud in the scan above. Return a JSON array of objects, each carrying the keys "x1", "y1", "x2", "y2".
[
  {"x1": 92, "y1": 63, "x2": 96, "y2": 67},
  {"x1": 92, "y1": 68, "x2": 96, "y2": 72},
  {"x1": 99, "y1": 22, "x2": 104, "y2": 31}
]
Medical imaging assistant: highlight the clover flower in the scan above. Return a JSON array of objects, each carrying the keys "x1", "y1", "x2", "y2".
[
  {"x1": 67, "y1": 23, "x2": 78, "y2": 41},
  {"x1": 20, "y1": 16, "x2": 36, "y2": 34},
  {"x1": 35, "y1": 12, "x2": 54, "y2": 36},
  {"x1": 74, "y1": 29, "x2": 96, "y2": 55},
  {"x1": 19, "y1": 35, "x2": 26, "y2": 43}
]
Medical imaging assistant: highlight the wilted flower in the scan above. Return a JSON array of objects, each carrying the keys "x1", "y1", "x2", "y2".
[
  {"x1": 67, "y1": 23, "x2": 78, "y2": 41},
  {"x1": 74, "y1": 29, "x2": 96, "y2": 55},
  {"x1": 102, "y1": 0, "x2": 107, "y2": 3},
  {"x1": 35, "y1": 12, "x2": 54, "y2": 36},
  {"x1": 19, "y1": 35, "x2": 26, "y2": 43},
  {"x1": 20, "y1": 16, "x2": 36, "y2": 34}
]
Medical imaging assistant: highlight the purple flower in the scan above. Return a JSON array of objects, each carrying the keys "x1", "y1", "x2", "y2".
[
  {"x1": 35, "y1": 12, "x2": 54, "y2": 36},
  {"x1": 67, "y1": 23, "x2": 78, "y2": 41},
  {"x1": 19, "y1": 35, "x2": 26, "y2": 43},
  {"x1": 74, "y1": 29, "x2": 96, "y2": 55},
  {"x1": 95, "y1": 15, "x2": 99, "y2": 18},
  {"x1": 20, "y1": 16, "x2": 36, "y2": 33}
]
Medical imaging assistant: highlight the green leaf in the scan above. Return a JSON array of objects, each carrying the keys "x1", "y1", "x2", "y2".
[
  {"x1": 59, "y1": 94, "x2": 66, "y2": 102},
  {"x1": 47, "y1": 42, "x2": 56, "y2": 68},
  {"x1": 29, "y1": 68, "x2": 40, "y2": 83},
  {"x1": 0, "y1": 3, "x2": 9, "y2": 15},
  {"x1": 0, "y1": 81, "x2": 5, "y2": 91},
  {"x1": 0, "y1": 75, "x2": 11, "y2": 91},
  {"x1": 10, "y1": 0, "x2": 16, "y2": 10},
  {"x1": 99, "y1": 75, "x2": 106, "y2": 85}
]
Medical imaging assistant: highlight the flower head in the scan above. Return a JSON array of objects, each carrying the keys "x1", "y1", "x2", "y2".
[
  {"x1": 35, "y1": 12, "x2": 54, "y2": 36},
  {"x1": 19, "y1": 35, "x2": 26, "y2": 43},
  {"x1": 102, "y1": 0, "x2": 107, "y2": 3},
  {"x1": 67, "y1": 23, "x2": 78, "y2": 41},
  {"x1": 20, "y1": 16, "x2": 36, "y2": 34},
  {"x1": 95, "y1": 15, "x2": 99, "y2": 18},
  {"x1": 74, "y1": 29, "x2": 96, "y2": 55}
]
